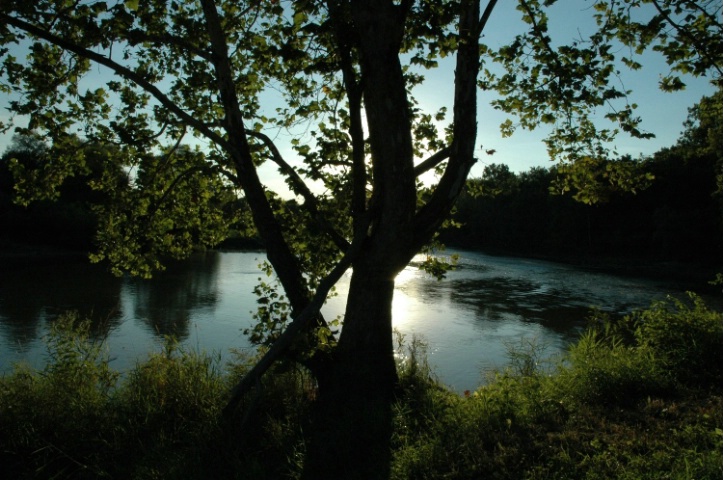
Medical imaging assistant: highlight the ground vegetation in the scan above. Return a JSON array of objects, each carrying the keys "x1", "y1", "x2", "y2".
[{"x1": 1, "y1": 294, "x2": 721, "y2": 479}]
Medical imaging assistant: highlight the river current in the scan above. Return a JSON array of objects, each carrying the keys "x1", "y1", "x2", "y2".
[{"x1": 0, "y1": 249, "x2": 718, "y2": 391}]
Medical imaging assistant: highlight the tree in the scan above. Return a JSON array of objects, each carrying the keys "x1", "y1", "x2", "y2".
[
  {"x1": 677, "y1": 86, "x2": 723, "y2": 213},
  {"x1": 660, "y1": 85, "x2": 723, "y2": 247},
  {"x1": 679, "y1": 87, "x2": 723, "y2": 157},
  {"x1": 1, "y1": 0, "x2": 721, "y2": 477},
  {"x1": 0, "y1": 133, "x2": 130, "y2": 249}
]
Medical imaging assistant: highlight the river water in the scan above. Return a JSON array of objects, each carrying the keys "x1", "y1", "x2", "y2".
[{"x1": 0, "y1": 249, "x2": 719, "y2": 391}]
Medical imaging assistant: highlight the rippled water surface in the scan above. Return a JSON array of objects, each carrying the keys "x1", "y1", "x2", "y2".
[{"x1": 1, "y1": 250, "x2": 718, "y2": 391}]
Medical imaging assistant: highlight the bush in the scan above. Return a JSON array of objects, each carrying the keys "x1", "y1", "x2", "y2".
[
  {"x1": 554, "y1": 293, "x2": 723, "y2": 407},
  {"x1": 391, "y1": 296, "x2": 723, "y2": 479},
  {"x1": 0, "y1": 316, "x2": 307, "y2": 479},
  {"x1": 556, "y1": 328, "x2": 671, "y2": 406},
  {"x1": 628, "y1": 293, "x2": 723, "y2": 385},
  {"x1": 391, "y1": 335, "x2": 563, "y2": 479},
  {"x1": 0, "y1": 314, "x2": 119, "y2": 478},
  {"x1": 2, "y1": 297, "x2": 722, "y2": 479},
  {"x1": 111, "y1": 339, "x2": 228, "y2": 478}
]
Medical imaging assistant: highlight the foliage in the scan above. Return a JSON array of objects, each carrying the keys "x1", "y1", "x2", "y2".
[
  {"x1": 0, "y1": 135, "x2": 123, "y2": 249},
  {"x1": 0, "y1": 0, "x2": 719, "y2": 285},
  {"x1": 486, "y1": 0, "x2": 722, "y2": 162},
  {"x1": 0, "y1": 315, "x2": 312, "y2": 480},
  {"x1": 1, "y1": 1, "x2": 723, "y2": 475},
  {"x1": 624, "y1": 293, "x2": 723, "y2": 384},
  {"x1": 557, "y1": 327, "x2": 671, "y2": 406},
  {"x1": 0, "y1": 314, "x2": 119, "y2": 479},
  {"x1": 88, "y1": 144, "x2": 240, "y2": 278},
  {"x1": 555, "y1": 293, "x2": 723, "y2": 406},
  {"x1": 0, "y1": 134, "x2": 243, "y2": 275},
  {"x1": 551, "y1": 154, "x2": 655, "y2": 205},
  {"x1": 2, "y1": 295, "x2": 723, "y2": 479},
  {"x1": 679, "y1": 87, "x2": 723, "y2": 161},
  {"x1": 390, "y1": 294, "x2": 723, "y2": 479},
  {"x1": 469, "y1": 163, "x2": 520, "y2": 198},
  {"x1": 446, "y1": 132, "x2": 722, "y2": 263},
  {"x1": 678, "y1": 86, "x2": 723, "y2": 225},
  {"x1": 117, "y1": 337, "x2": 225, "y2": 439}
]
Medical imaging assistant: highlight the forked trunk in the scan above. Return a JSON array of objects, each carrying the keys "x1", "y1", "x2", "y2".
[{"x1": 302, "y1": 262, "x2": 399, "y2": 480}]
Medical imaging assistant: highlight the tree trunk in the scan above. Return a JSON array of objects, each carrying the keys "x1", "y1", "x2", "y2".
[{"x1": 302, "y1": 261, "x2": 399, "y2": 480}]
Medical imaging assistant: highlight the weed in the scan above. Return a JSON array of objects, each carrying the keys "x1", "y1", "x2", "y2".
[{"x1": 1, "y1": 296, "x2": 722, "y2": 479}]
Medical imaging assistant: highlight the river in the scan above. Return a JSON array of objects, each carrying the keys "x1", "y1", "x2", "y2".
[{"x1": 0, "y1": 249, "x2": 719, "y2": 391}]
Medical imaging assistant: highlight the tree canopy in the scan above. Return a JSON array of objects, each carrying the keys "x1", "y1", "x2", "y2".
[{"x1": 1, "y1": 0, "x2": 722, "y2": 477}]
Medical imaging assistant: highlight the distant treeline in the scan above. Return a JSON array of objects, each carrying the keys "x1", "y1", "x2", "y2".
[
  {"x1": 442, "y1": 87, "x2": 723, "y2": 266},
  {"x1": 442, "y1": 152, "x2": 721, "y2": 264},
  {"x1": 2, "y1": 90, "x2": 722, "y2": 266},
  {"x1": 0, "y1": 137, "x2": 104, "y2": 251},
  {"x1": 2, "y1": 143, "x2": 721, "y2": 264}
]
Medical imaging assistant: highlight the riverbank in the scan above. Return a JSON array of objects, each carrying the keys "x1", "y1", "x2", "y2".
[
  {"x1": 3, "y1": 237, "x2": 719, "y2": 287},
  {"x1": 448, "y1": 244, "x2": 722, "y2": 294},
  {"x1": 2, "y1": 296, "x2": 722, "y2": 479},
  {"x1": 0, "y1": 239, "x2": 89, "y2": 264}
]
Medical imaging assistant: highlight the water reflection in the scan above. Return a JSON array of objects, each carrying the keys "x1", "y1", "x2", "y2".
[
  {"x1": 0, "y1": 252, "x2": 226, "y2": 371},
  {"x1": 449, "y1": 277, "x2": 594, "y2": 335},
  {"x1": 0, "y1": 256, "x2": 124, "y2": 348},
  {"x1": 127, "y1": 252, "x2": 221, "y2": 339},
  {"x1": 395, "y1": 262, "x2": 593, "y2": 339},
  {"x1": 1, "y1": 249, "x2": 719, "y2": 391}
]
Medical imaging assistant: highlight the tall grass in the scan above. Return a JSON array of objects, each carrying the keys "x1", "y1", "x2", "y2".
[
  {"x1": 1, "y1": 293, "x2": 721, "y2": 479},
  {"x1": 390, "y1": 293, "x2": 723, "y2": 479},
  {"x1": 0, "y1": 314, "x2": 118, "y2": 479},
  {"x1": 0, "y1": 315, "x2": 311, "y2": 479}
]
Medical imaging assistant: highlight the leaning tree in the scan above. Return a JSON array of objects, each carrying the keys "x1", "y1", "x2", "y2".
[{"x1": 1, "y1": 0, "x2": 721, "y2": 477}]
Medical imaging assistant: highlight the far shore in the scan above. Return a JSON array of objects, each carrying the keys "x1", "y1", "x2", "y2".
[
  {"x1": 0, "y1": 240, "x2": 88, "y2": 261},
  {"x1": 2, "y1": 238, "x2": 720, "y2": 294},
  {"x1": 445, "y1": 244, "x2": 723, "y2": 294}
]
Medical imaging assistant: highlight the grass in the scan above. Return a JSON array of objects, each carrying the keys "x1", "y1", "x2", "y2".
[{"x1": 1, "y1": 294, "x2": 722, "y2": 479}]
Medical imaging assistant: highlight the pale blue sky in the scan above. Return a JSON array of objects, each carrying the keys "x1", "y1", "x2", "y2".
[
  {"x1": 1, "y1": 0, "x2": 718, "y2": 194},
  {"x1": 257, "y1": 0, "x2": 719, "y2": 193},
  {"x1": 413, "y1": 0, "x2": 718, "y2": 179}
]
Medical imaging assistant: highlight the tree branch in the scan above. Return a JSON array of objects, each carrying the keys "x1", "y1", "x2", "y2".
[
  {"x1": 412, "y1": 0, "x2": 480, "y2": 246},
  {"x1": 650, "y1": 0, "x2": 723, "y2": 78},
  {"x1": 478, "y1": 0, "x2": 499, "y2": 37},
  {"x1": 144, "y1": 126, "x2": 187, "y2": 190},
  {"x1": 327, "y1": 0, "x2": 368, "y2": 237},
  {"x1": 414, "y1": 146, "x2": 452, "y2": 177},
  {"x1": 517, "y1": 0, "x2": 558, "y2": 66},
  {"x1": 684, "y1": 0, "x2": 723, "y2": 30},
  {"x1": 246, "y1": 130, "x2": 351, "y2": 251},
  {"x1": 223, "y1": 231, "x2": 367, "y2": 418},
  {"x1": 200, "y1": 0, "x2": 334, "y2": 361},
  {"x1": 125, "y1": 29, "x2": 214, "y2": 62},
  {"x1": 0, "y1": 13, "x2": 230, "y2": 152},
  {"x1": 397, "y1": 0, "x2": 415, "y2": 26}
]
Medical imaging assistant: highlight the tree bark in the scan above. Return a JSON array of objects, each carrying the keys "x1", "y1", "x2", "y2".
[
  {"x1": 220, "y1": 2, "x2": 484, "y2": 477},
  {"x1": 301, "y1": 3, "x2": 483, "y2": 478},
  {"x1": 302, "y1": 260, "x2": 399, "y2": 480}
]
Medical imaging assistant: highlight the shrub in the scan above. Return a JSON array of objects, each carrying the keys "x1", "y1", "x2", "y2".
[
  {"x1": 0, "y1": 313, "x2": 118, "y2": 478},
  {"x1": 554, "y1": 294, "x2": 723, "y2": 407},
  {"x1": 556, "y1": 328, "x2": 671, "y2": 406},
  {"x1": 118, "y1": 338, "x2": 225, "y2": 436},
  {"x1": 108, "y1": 338, "x2": 226, "y2": 477},
  {"x1": 2, "y1": 297, "x2": 722, "y2": 479},
  {"x1": 392, "y1": 335, "x2": 561, "y2": 479},
  {"x1": 628, "y1": 293, "x2": 723, "y2": 385}
]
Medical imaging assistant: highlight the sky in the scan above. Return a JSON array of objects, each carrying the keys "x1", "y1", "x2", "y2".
[
  {"x1": 410, "y1": 0, "x2": 719, "y2": 179},
  {"x1": 0, "y1": 0, "x2": 719, "y2": 194},
  {"x1": 254, "y1": 0, "x2": 720, "y2": 193}
]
